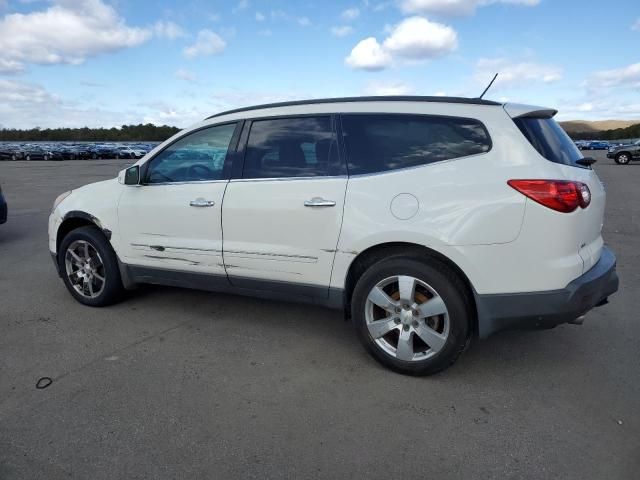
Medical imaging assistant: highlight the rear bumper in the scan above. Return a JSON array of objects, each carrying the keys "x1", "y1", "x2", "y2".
[{"x1": 475, "y1": 246, "x2": 619, "y2": 338}]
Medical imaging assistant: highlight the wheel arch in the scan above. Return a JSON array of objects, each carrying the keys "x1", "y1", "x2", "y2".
[
  {"x1": 56, "y1": 211, "x2": 112, "y2": 254},
  {"x1": 342, "y1": 241, "x2": 478, "y2": 333}
]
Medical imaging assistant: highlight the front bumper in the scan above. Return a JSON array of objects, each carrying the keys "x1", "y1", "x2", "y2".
[
  {"x1": 475, "y1": 246, "x2": 619, "y2": 338},
  {"x1": 607, "y1": 153, "x2": 615, "y2": 158}
]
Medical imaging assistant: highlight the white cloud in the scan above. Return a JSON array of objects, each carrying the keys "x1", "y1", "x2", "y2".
[
  {"x1": 258, "y1": 29, "x2": 272, "y2": 36},
  {"x1": 364, "y1": 80, "x2": 413, "y2": 95},
  {"x1": 382, "y1": 16, "x2": 457, "y2": 60},
  {"x1": 632, "y1": 18, "x2": 640, "y2": 31},
  {"x1": 399, "y1": 0, "x2": 539, "y2": 16},
  {"x1": 0, "y1": 0, "x2": 151, "y2": 72},
  {"x1": 341, "y1": 7, "x2": 360, "y2": 20},
  {"x1": 183, "y1": 30, "x2": 226, "y2": 58},
  {"x1": 585, "y1": 62, "x2": 640, "y2": 90},
  {"x1": 298, "y1": 16, "x2": 311, "y2": 27},
  {"x1": 255, "y1": 11, "x2": 265, "y2": 21},
  {"x1": 0, "y1": 58, "x2": 24, "y2": 74},
  {"x1": 0, "y1": 78, "x2": 142, "y2": 129},
  {"x1": 174, "y1": 68, "x2": 197, "y2": 82},
  {"x1": 345, "y1": 37, "x2": 392, "y2": 71},
  {"x1": 346, "y1": 16, "x2": 456, "y2": 71},
  {"x1": 154, "y1": 20, "x2": 186, "y2": 39},
  {"x1": 232, "y1": 0, "x2": 249, "y2": 13},
  {"x1": 474, "y1": 57, "x2": 562, "y2": 87},
  {"x1": 331, "y1": 25, "x2": 355, "y2": 37}
]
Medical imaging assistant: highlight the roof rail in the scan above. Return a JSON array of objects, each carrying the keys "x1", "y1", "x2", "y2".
[{"x1": 205, "y1": 95, "x2": 501, "y2": 120}]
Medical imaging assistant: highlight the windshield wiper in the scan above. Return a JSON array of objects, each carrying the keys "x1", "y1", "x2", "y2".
[{"x1": 576, "y1": 157, "x2": 597, "y2": 167}]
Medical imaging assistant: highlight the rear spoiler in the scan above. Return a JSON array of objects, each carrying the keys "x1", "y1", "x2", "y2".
[{"x1": 504, "y1": 103, "x2": 558, "y2": 119}]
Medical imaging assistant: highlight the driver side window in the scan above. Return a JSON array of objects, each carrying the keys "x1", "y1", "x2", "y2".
[{"x1": 145, "y1": 123, "x2": 237, "y2": 184}]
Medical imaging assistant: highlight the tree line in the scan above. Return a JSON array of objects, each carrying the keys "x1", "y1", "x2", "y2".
[
  {"x1": 568, "y1": 123, "x2": 640, "y2": 141},
  {"x1": 0, "y1": 124, "x2": 181, "y2": 142}
]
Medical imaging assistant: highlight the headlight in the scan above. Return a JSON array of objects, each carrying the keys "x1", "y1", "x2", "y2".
[{"x1": 53, "y1": 190, "x2": 72, "y2": 210}]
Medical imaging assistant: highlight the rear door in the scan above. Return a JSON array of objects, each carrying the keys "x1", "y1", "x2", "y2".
[{"x1": 221, "y1": 115, "x2": 347, "y2": 295}]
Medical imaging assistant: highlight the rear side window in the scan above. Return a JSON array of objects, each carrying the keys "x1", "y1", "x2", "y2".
[
  {"x1": 341, "y1": 114, "x2": 491, "y2": 175},
  {"x1": 242, "y1": 116, "x2": 338, "y2": 179},
  {"x1": 513, "y1": 117, "x2": 583, "y2": 167}
]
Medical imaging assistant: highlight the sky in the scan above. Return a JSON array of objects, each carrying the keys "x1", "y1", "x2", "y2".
[{"x1": 0, "y1": 0, "x2": 638, "y2": 129}]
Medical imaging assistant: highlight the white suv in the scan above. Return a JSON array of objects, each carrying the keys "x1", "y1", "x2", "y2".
[{"x1": 48, "y1": 96, "x2": 619, "y2": 375}]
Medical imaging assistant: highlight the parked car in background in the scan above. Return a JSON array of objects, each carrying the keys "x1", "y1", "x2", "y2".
[
  {"x1": 48, "y1": 96, "x2": 618, "y2": 375},
  {"x1": 0, "y1": 144, "x2": 24, "y2": 161},
  {"x1": 89, "y1": 144, "x2": 119, "y2": 159},
  {"x1": 607, "y1": 140, "x2": 640, "y2": 164},
  {"x1": 0, "y1": 185, "x2": 7, "y2": 224},
  {"x1": 116, "y1": 145, "x2": 146, "y2": 159},
  {"x1": 583, "y1": 141, "x2": 610, "y2": 150},
  {"x1": 23, "y1": 145, "x2": 48, "y2": 161}
]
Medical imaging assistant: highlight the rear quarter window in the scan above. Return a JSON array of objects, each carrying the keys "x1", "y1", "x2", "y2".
[
  {"x1": 513, "y1": 117, "x2": 584, "y2": 167},
  {"x1": 341, "y1": 114, "x2": 491, "y2": 175}
]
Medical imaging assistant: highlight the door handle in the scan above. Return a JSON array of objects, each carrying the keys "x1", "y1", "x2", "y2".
[
  {"x1": 189, "y1": 198, "x2": 215, "y2": 207},
  {"x1": 304, "y1": 197, "x2": 336, "y2": 207}
]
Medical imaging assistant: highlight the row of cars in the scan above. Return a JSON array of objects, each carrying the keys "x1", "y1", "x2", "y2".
[
  {"x1": 574, "y1": 140, "x2": 623, "y2": 150},
  {"x1": 0, "y1": 142, "x2": 158, "y2": 161}
]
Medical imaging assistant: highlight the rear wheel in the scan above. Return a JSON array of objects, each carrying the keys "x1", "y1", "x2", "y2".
[
  {"x1": 352, "y1": 257, "x2": 471, "y2": 375},
  {"x1": 615, "y1": 152, "x2": 631, "y2": 165},
  {"x1": 58, "y1": 226, "x2": 124, "y2": 306}
]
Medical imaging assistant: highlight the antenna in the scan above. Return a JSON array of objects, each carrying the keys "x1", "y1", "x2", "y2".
[{"x1": 478, "y1": 73, "x2": 498, "y2": 100}]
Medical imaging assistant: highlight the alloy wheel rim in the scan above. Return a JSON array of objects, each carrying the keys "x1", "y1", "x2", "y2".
[
  {"x1": 65, "y1": 240, "x2": 106, "y2": 299},
  {"x1": 619, "y1": 154, "x2": 629, "y2": 163},
  {"x1": 365, "y1": 275, "x2": 450, "y2": 362}
]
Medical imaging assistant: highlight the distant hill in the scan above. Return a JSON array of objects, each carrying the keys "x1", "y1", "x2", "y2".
[
  {"x1": 560, "y1": 120, "x2": 638, "y2": 134},
  {"x1": 559, "y1": 120, "x2": 640, "y2": 140}
]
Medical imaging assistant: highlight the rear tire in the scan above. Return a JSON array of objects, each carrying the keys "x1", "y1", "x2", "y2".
[
  {"x1": 615, "y1": 152, "x2": 631, "y2": 165},
  {"x1": 351, "y1": 256, "x2": 471, "y2": 376},
  {"x1": 58, "y1": 226, "x2": 124, "y2": 307}
]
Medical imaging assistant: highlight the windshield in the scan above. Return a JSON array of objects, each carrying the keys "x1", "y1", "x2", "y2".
[{"x1": 513, "y1": 116, "x2": 584, "y2": 167}]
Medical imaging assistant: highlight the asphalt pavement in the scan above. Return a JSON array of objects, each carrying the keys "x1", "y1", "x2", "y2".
[{"x1": 0, "y1": 152, "x2": 638, "y2": 479}]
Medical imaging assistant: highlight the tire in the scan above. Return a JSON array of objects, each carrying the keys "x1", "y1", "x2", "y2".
[
  {"x1": 351, "y1": 256, "x2": 471, "y2": 376},
  {"x1": 58, "y1": 226, "x2": 124, "y2": 307},
  {"x1": 615, "y1": 152, "x2": 631, "y2": 165}
]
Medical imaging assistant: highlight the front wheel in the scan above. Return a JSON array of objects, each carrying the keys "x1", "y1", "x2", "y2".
[
  {"x1": 615, "y1": 153, "x2": 631, "y2": 165},
  {"x1": 352, "y1": 257, "x2": 471, "y2": 376},
  {"x1": 58, "y1": 226, "x2": 124, "y2": 306}
]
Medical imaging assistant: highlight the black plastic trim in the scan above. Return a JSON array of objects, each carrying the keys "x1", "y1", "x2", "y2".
[
  {"x1": 61, "y1": 211, "x2": 111, "y2": 240},
  {"x1": 474, "y1": 246, "x2": 619, "y2": 338},
  {"x1": 123, "y1": 264, "x2": 344, "y2": 309},
  {"x1": 205, "y1": 96, "x2": 502, "y2": 120}
]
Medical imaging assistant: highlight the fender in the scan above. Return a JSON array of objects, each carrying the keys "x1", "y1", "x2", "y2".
[{"x1": 61, "y1": 210, "x2": 112, "y2": 240}]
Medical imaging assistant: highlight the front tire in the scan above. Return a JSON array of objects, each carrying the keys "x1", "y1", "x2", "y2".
[
  {"x1": 352, "y1": 256, "x2": 471, "y2": 376},
  {"x1": 58, "y1": 226, "x2": 124, "y2": 306},
  {"x1": 615, "y1": 152, "x2": 631, "y2": 165}
]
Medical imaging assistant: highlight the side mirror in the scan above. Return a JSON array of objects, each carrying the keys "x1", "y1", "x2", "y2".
[{"x1": 119, "y1": 165, "x2": 141, "y2": 185}]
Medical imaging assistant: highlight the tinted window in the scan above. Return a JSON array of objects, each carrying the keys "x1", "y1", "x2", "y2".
[
  {"x1": 513, "y1": 117, "x2": 583, "y2": 167},
  {"x1": 341, "y1": 114, "x2": 491, "y2": 175},
  {"x1": 145, "y1": 123, "x2": 236, "y2": 183},
  {"x1": 243, "y1": 117, "x2": 337, "y2": 179}
]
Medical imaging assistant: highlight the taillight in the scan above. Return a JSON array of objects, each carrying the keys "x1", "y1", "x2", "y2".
[{"x1": 508, "y1": 180, "x2": 591, "y2": 213}]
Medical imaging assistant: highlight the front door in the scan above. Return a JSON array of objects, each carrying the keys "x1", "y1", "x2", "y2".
[
  {"x1": 118, "y1": 122, "x2": 239, "y2": 275},
  {"x1": 222, "y1": 116, "x2": 347, "y2": 295}
]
